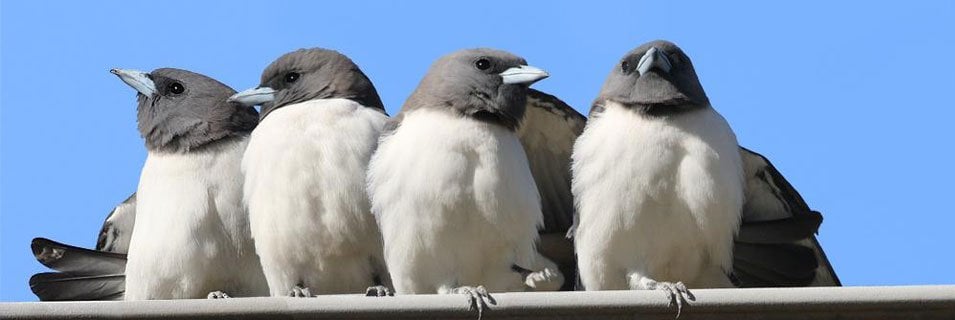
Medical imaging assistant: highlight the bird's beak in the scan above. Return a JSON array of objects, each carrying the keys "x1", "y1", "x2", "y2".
[
  {"x1": 110, "y1": 68, "x2": 157, "y2": 97},
  {"x1": 229, "y1": 87, "x2": 276, "y2": 106},
  {"x1": 500, "y1": 65, "x2": 549, "y2": 85},
  {"x1": 636, "y1": 47, "x2": 672, "y2": 76}
]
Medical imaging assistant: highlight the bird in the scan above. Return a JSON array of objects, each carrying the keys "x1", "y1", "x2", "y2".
[
  {"x1": 520, "y1": 91, "x2": 839, "y2": 292},
  {"x1": 111, "y1": 67, "x2": 268, "y2": 300},
  {"x1": 366, "y1": 48, "x2": 559, "y2": 313},
  {"x1": 228, "y1": 48, "x2": 391, "y2": 297},
  {"x1": 29, "y1": 193, "x2": 136, "y2": 301},
  {"x1": 570, "y1": 40, "x2": 838, "y2": 315}
]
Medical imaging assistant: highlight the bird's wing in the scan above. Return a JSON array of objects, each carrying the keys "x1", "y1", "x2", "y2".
[
  {"x1": 95, "y1": 192, "x2": 137, "y2": 253},
  {"x1": 32, "y1": 238, "x2": 127, "y2": 275},
  {"x1": 29, "y1": 272, "x2": 125, "y2": 301},
  {"x1": 517, "y1": 89, "x2": 586, "y2": 291},
  {"x1": 30, "y1": 238, "x2": 128, "y2": 301},
  {"x1": 518, "y1": 89, "x2": 586, "y2": 235},
  {"x1": 733, "y1": 147, "x2": 841, "y2": 287}
]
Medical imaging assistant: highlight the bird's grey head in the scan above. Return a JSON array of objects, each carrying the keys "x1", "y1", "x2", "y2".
[
  {"x1": 594, "y1": 40, "x2": 709, "y2": 117},
  {"x1": 111, "y1": 68, "x2": 258, "y2": 153},
  {"x1": 400, "y1": 48, "x2": 549, "y2": 131},
  {"x1": 229, "y1": 48, "x2": 385, "y2": 119}
]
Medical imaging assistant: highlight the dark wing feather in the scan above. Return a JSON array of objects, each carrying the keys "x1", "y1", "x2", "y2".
[
  {"x1": 518, "y1": 89, "x2": 587, "y2": 291},
  {"x1": 518, "y1": 89, "x2": 586, "y2": 234},
  {"x1": 32, "y1": 238, "x2": 127, "y2": 275},
  {"x1": 30, "y1": 272, "x2": 125, "y2": 301},
  {"x1": 734, "y1": 147, "x2": 841, "y2": 287},
  {"x1": 96, "y1": 193, "x2": 137, "y2": 253}
]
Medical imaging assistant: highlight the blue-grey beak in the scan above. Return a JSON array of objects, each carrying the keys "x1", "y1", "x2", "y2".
[
  {"x1": 110, "y1": 68, "x2": 157, "y2": 97},
  {"x1": 636, "y1": 47, "x2": 672, "y2": 76},
  {"x1": 228, "y1": 87, "x2": 276, "y2": 106},
  {"x1": 500, "y1": 65, "x2": 549, "y2": 85}
]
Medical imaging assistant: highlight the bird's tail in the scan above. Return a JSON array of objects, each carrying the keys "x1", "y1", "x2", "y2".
[
  {"x1": 29, "y1": 237, "x2": 127, "y2": 301},
  {"x1": 732, "y1": 211, "x2": 840, "y2": 287}
]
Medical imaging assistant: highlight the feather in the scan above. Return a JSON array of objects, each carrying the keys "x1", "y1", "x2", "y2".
[
  {"x1": 30, "y1": 272, "x2": 125, "y2": 301},
  {"x1": 31, "y1": 238, "x2": 126, "y2": 275}
]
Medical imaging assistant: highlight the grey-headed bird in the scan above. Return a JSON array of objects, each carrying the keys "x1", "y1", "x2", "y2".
[
  {"x1": 366, "y1": 49, "x2": 559, "y2": 312},
  {"x1": 229, "y1": 48, "x2": 391, "y2": 297},
  {"x1": 571, "y1": 40, "x2": 838, "y2": 315},
  {"x1": 572, "y1": 40, "x2": 745, "y2": 312},
  {"x1": 112, "y1": 68, "x2": 268, "y2": 300}
]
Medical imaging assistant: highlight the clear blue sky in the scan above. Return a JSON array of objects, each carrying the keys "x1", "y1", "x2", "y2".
[{"x1": 2, "y1": 1, "x2": 953, "y2": 301}]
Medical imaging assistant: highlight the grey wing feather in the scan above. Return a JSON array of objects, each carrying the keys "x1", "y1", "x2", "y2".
[
  {"x1": 734, "y1": 147, "x2": 840, "y2": 287},
  {"x1": 31, "y1": 238, "x2": 126, "y2": 275},
  {"x1": 30, "y1": 193, "x2": 133, "y2": 301},
  {"x1": 518, "y1": 89, "x2": 585, "y2": 235},
  {"x1": 96, "y1": 192, "x2": 137, "y2": 253},
  {"x1": 518, "y1": 89, "x2": 586, "y2": 291},
  {"x1": 30, "y1": 238, "x2": 127, "y2": 301},
  {"x1": 30, "y1": 272, "x2": 125, "y2": 301}
]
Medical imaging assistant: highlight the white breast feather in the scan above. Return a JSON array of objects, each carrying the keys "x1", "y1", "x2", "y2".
[
  {"x1": 126, "y1": 137, "x2": 267, "y2": 299},
  {"x1": 572, "y1": 102, "x2": 744, "y2": 289},
  {"x1": 367, "y1": 109, "x2": 542, "y2": 293},
  {"x1": 243, "y1": 99, "x2": 388, "y2": 295}
]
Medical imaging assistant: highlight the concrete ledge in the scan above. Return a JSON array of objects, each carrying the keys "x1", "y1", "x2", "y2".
[{"x1": 2, "y1": 285, "x2": 954, "y2": 319}]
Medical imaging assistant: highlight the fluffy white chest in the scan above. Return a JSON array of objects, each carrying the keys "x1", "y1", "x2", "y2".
[
  {"x1": 243, "y1": 99, "x2": 388, "y2": 295},
  {"x1": 127, "y1": 137, "x2": 261, "y2": 299},
  {"x1": 367, "y1": 109, "x2": 542, "y2": 293},
  {"x1": 572, "y1": 103, "x2": 744, "y2": 288}
]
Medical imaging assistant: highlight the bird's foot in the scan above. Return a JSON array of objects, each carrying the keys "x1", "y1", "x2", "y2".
[
  {"x1": 451, "y1": 285, "x2": 494, "y2": 320},
  {"x1": 288, "y1": 285, "x2": 312, "y2": 298},
  {"x1": 206, "y1": 290, "x2": 231, "y2": 299},
  {"x1": 365, "y1": 285, "x2": 394, "y2": 297},
  {"x1": 524, "y1": 267, "x2": 564, "y2": 291},
  {"x1": 634, "y1": 277, "x2": 694, "y2": 318}
]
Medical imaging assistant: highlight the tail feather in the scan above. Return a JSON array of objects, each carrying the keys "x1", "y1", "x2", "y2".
[
  {"x1": 29, "y1": 272, "x2": 125, "y2": 301},
  {"x1": 32, "y1": 237, "x2": 126, "y2": 275},
  {"x1": 736, "y1": 211, "x2": 822, "y2": 244},
  {"x1": 733, "y1": 242, "x2": 818, "y2": 287}
]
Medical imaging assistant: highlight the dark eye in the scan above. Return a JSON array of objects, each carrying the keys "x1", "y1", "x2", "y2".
[
  {"x1": 284, "y1": 72, "x2": 300, "y2": 83},
  {"x1": 669, "y1": 53, "x2": 682, "y2": 64},
  {"x1": 475, "y1": 58, "x2": 491, "y2": 71},
  {"x1": 168, "y1": 82, "x2": 185, "y2": 94},
  {"x1": 621, "y1": 60, "x2": 630, "y2": 72}
]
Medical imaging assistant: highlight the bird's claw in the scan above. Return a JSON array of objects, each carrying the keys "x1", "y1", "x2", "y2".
[
  {"x1": 288, "y1": 285, "x2": 312, "y2": 298},
  {"x1": 206, "y1": 290, "x2": 230, "y2": 299},
  {"x1": 452, "y1": 285, "x2": 494, "y2": 320},
  {"x1": 524, "y1": 267, "x2": 564, "y2": 291},
  {"x1": 655, "y1": 281, "x2": 693, "y2": 318},
  {"x1": 365, "y1": 285, "x2": 394, "y2": 297}
]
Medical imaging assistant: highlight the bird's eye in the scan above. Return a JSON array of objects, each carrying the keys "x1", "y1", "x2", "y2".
[
  {"x1": 621, "y1": 60, "x2": 630, "y2": 72},
  {"x1": 669, "y1": 53, "x2": 682, "y2": 64},
  {"x1": 285, "y1": 72, "x2": 300, "y2": 83},
  {"x1": 168, "y1": 82, "x2": 185, "y2": 94},
  {"x1": 475, "y1": 58, "x2": 491, "y2": 71}
]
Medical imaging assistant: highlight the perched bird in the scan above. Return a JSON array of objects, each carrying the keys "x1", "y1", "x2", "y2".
[
  {"x1": 229, "y1": 48, "x2": 391, "y2": 297},
  {"x1": 29, "y1": 194, "x2": 136, "y2": 301},
  {"x1": 571, "y1": 40, "x2": 838, "y2": 314},
  {"x1": 572, "y1": 39, "x2": 740, "y2": 310},
  {"x1": 112, "y1": 68, "x2": 268, "y2": 300},
  {"x1": 367, "y1": 48, "x2": 559, "y2": 310}
]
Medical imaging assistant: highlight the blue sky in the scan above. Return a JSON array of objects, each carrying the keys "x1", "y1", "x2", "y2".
[{"x1": 2, "y1": 1, "x2": 953, "y2": 301}]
